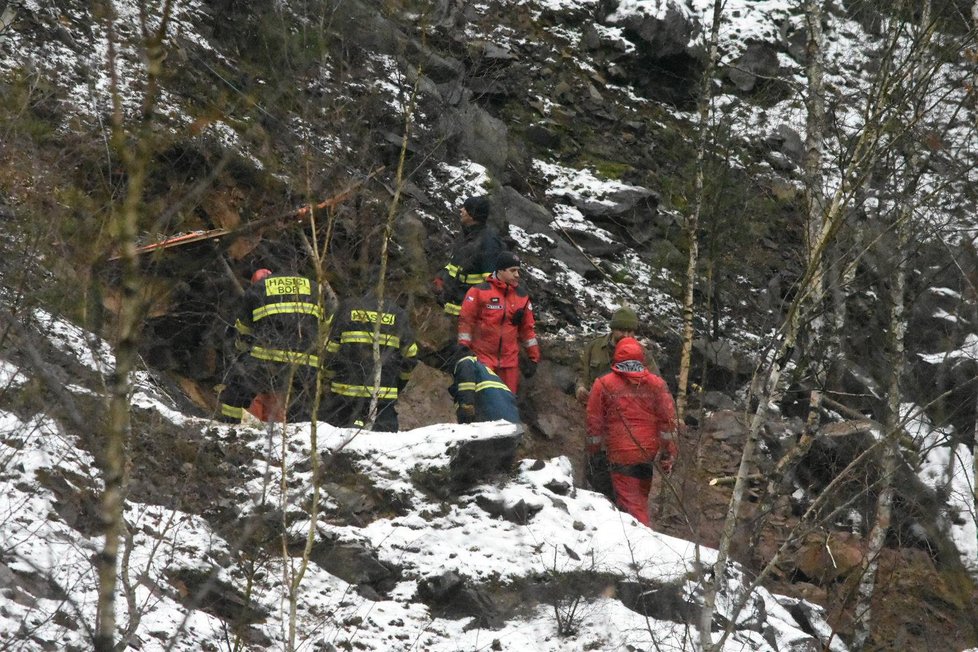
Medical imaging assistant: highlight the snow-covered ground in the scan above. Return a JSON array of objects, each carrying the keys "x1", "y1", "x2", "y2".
[
  {"x1": 0, "y1": 308, "x2": 851, "y2": 651},
  {"x1": 2, "y1": 0, "x2": 977, "y2": 648}
]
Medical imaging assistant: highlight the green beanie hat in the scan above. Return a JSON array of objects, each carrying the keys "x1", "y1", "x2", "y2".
[{"x1": 610, "y1": 307, "x2": 638, "y2": 330}]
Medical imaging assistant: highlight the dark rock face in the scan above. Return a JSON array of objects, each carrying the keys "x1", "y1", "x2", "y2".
[
  {"x1": 728, "y1": 43, "x2": 781, "y2": 92},
  {"x1": 308, "y1": 540, "x2": 402, "y2": 597},
  {"x1": 599, "y1": 2, "x2": 704, "y2": 107},
  {"x1": 416, "y1": 571, "x2": 502, "y2": 629},
  {"x1": 616, "y1": 579, "x2": 697, "y2": 623},
  {"x1": 475, "y1": 494, "x2": 542, "y2": 524},
  {"x1": 447, "y1": 431, "x2": 523, "y2": 487},
  {"x1": 166, "y1": 567, "x2": 269, "y2": 625},
  {"x1": 603, "y1": 2, "x2": 702, "y2": 59}
]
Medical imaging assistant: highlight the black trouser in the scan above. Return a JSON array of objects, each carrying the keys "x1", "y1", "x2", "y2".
[
  {"x1": 326, "y1": 397, "x2": 399, "y2": 432},
  {"x1": 219, "y1": 353, "x2": 319, "y2": 422},
  {"x1": 586, "y1": 453, "x2": 655, "y2": 499},
  {"x1": 585, "y1": 452, "x2": 615, "y2": 500}
]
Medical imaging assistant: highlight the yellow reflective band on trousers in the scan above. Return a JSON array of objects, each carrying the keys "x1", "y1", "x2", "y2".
[
  {"x1": 443, "y1": 264, "x2": 489, "y2": 285},
  {"x1": 253, "y1": 301, "x2": 324, "y2": 322},
  {"x1": 221, "y1": 404, "x2": 245, "y2": 419},
  {"x1": 330, "y1": 382, "x2": 398, "y2": 399},
  {"x1": 339, "y1": 331, "x2": 401, "y2": 347},
  {"x1": 403, "y1": 343, "x2": 418, "y2": 358},
  {"x1": 444, "y1": 303, "x2": 462, "y2": 316},
  {"x1": 250, "y1": 346, "x2": 319, "y2": 367}
]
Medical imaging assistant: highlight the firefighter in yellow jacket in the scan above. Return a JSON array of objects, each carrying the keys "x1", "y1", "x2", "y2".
[
  {"x1": 218, "y1": 269, "x2": 324, "y2": 423},
  {"x1": 323, "y1": 291, "x2": 418, "y2": 431}
]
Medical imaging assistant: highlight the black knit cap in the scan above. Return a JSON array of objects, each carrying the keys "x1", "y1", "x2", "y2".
[
  {"x1": 495, "y1": 250, "x2": 521, "y2": 271},
  {"x1": 463, "y1": 195, "x2": 490, "y2": 223}
]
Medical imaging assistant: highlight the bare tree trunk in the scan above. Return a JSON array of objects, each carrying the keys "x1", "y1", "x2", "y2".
[
  {"x1": 688, "y1": 5, "x2": 727, "y2": 645},
  {"x1": 677, "y1": 0, "x2": 722, "y2": 425},
  {"x1": 853, "y1": 1, "x2": 931, "y2": 645},
  {"x1": 798, "y1": 0, "x2": 828, "y2": 532},
  {"x1": 94, "y1": 3, "x2": 174, "y2": 650},
  {"x1": 367, "y1": 74, "x2": 419, "y2": 428},
  {"x1": 851, "y1": 200, "x2": 910, "y2": 649},
  {"x1": 972, "y1": 0, "x2": 978, "y2": 577}
]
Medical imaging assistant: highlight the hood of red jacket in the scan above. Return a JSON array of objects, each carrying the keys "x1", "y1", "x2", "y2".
[{"x1": 613, "y1": 336, "x2": 644, "y2": 363}]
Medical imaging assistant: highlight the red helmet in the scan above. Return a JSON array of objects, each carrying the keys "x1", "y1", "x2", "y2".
[{"x1": 251, "y1": 268, "x2": 273, "y2": 284}]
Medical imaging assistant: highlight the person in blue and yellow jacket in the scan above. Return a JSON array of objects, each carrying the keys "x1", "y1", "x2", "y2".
[
  {"x1": 448, "y1": 347, "x2": 520, "y2": 424},
  {"x1": 323, "y1": 291, "x2": 418, "y2": 432},
  {"x1": 432, "y1": 195, "x2": 504, "y2": 317},
  {"x1": 218, "y1": 269, "x2": 324, "y2": 423}
]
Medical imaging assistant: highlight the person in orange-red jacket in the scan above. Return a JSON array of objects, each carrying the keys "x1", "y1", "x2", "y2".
[
  {"x1": 586, "y1": 337, "x2": 677, "y2": 526},
  {"x1": 457, "y1": 250, "x2": 541, "y2": 393}
]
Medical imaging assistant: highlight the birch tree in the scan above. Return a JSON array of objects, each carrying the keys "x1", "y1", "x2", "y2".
[
  {"x1": 676, "y1": 0, "x2": 724, "y2": 425},
  {"x1": 852, "y1": 2, "x2": 934, "y2": 646},
  {"x1": 697, "y1": 1, "x2": 956, "y2": 647},
  {"x1": 95, "y1": 1, "x2": 175, "y2": 649}
]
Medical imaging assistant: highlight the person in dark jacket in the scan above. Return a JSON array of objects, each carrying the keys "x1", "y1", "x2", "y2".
[
  {"x1": 457, "y1": 250, "x2": 541, "y2": 393},
  {"x1": 432, "y1": 195, "x2": 505, "y2": 317},
  {"x1": 586, "y1": 337, "x2": 677, "y2": 527},
  {"x1": 448, "y1": 347, "x2": 520, "y2": 424},
  {"x1": 219, "y1": 269, "x2": 324, "y2": 423},
  {"x1": 323, "y1": 291, "x2": 418, "y2": 432}
]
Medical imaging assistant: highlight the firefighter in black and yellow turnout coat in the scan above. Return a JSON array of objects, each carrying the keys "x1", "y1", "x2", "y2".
[
  {"x1": 323, "y1": 291, "x2": 418, "y2": 431},
  {"x1": 219, "y1": 269, "x2": 325, "y2": 423},
  {"x1": 432, "y1": 195, "x2": 504, "y2": 317}
]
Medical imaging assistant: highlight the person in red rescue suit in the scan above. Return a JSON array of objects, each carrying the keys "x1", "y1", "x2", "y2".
[
  {"x1": 218, "y1": 269, "x2": 324, "y2": 423},
  {"x1": 457, "y1": 250, "x2": 540, "y2": 394},
  {"x1": 432, "y1": 195, "x2": 505, "y2": 317},
  {"x1": 585, "y1": 337, "x2": 678, "y2": 527}
]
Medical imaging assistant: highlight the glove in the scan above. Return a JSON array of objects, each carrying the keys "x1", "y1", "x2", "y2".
[
  {"x1": 575, "y1": 386, "x2": 588, "y2": 403},
  {"x1": 511, "y1": 308, "x2": 526, "y2": 326},
  {"x1": 522, "y1": 360, "x2": 537, "y2": 378}
]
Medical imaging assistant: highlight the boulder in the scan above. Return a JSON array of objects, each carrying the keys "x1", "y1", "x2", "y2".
[
  {"x1": 498, "y1": 186, "x2": 594, "y2": 276},
  {"x1": 447, "y1": 430, "x2": 523, "y2": 486},
  {"x1": 793, "y1": 532, "x2": 865, "y2": 586},
  {"x1": 728, "y1": 42, "x2": 781, "y2": 92},
  {"x1": 603, "y1": 1, "x2": 701, "y2": 59}
]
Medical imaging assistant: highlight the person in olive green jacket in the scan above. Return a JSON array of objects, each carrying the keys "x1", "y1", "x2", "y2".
[{"x1": 574, "y1": 306, "x2": 660, "y2": 404}]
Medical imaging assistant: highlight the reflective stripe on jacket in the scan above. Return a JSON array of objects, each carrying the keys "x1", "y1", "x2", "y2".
[
  {"x1": 435, "y1": 222, "x2": 504, "y2": 316},
  {"x1": 457, "y1": 275, "x2": 540, "y2": 370},
  {"x1": 324, "y1": 294, "x2": 418, "y2": 401},
  {"x1": 449, "y1": 355, "x2": 520, "y2": 424},
  {"x1": 237, "y1": 274, "x2": 322, "y2": 356}
]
